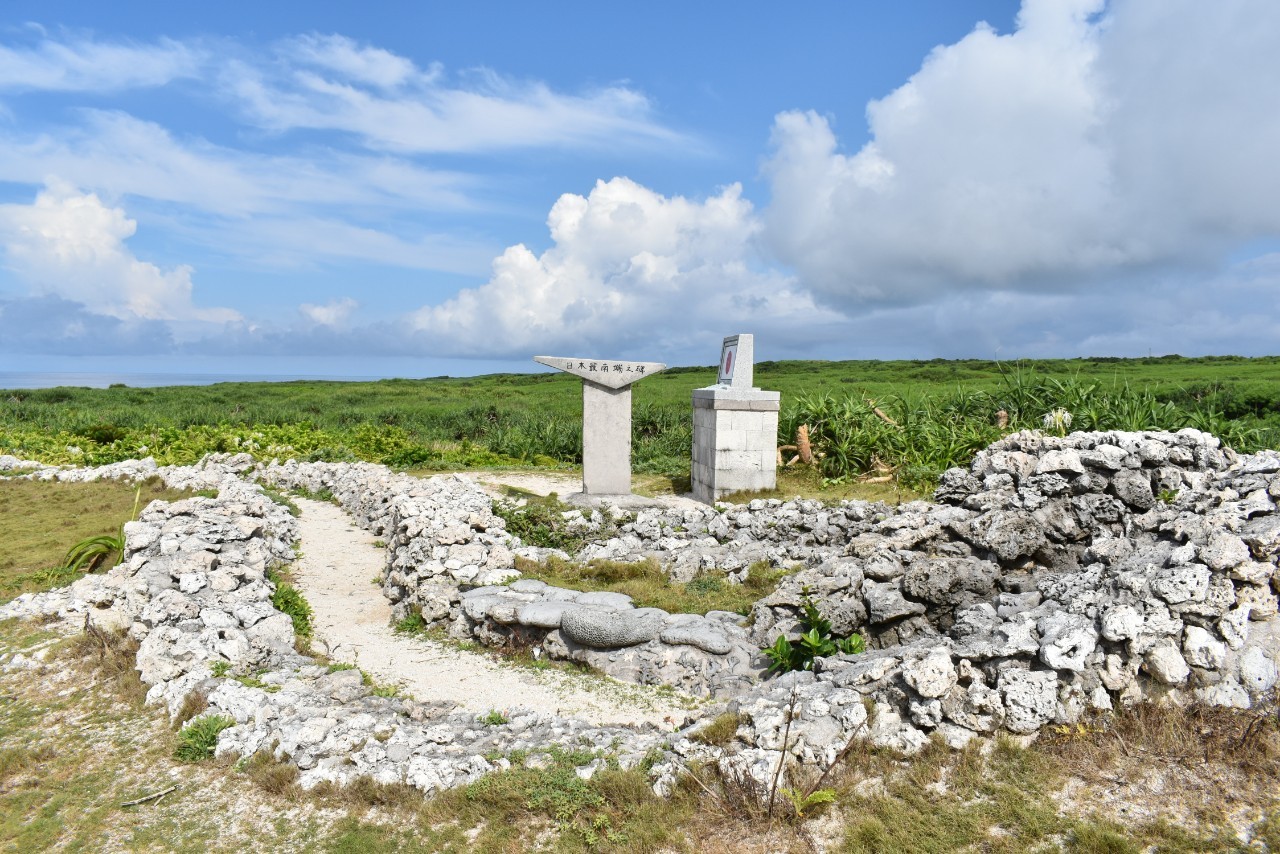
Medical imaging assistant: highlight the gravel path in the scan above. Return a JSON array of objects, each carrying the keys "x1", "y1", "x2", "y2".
[{"x1": 290, "y1": 496, "x2": 695, "y2": 728}]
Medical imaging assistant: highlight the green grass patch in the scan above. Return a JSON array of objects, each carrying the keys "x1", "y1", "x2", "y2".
[
  {"x1": 491, "y1": 490, "x2": 607, "y2": 553},
  {"x1": 174, "y1": 714, "x2": 235, "y2": 762},
  {"x1": 0, "y1": 477, "x2": 196, "y2": 603},
  {"x1": 514, "y1": 555, "x2": 790, "y2": 615},
  {"x1": 267, "y1": 568, "x2": 313, "y2": 638}
]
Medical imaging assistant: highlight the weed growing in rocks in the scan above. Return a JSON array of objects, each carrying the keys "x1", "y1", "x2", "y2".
[
  {"x1": 290, "y1": 486, "x2": 336, "y2": 504},
  {"x1": 690, "y1": 712, "x2": 741, "y2": 746},
  {"x1": 172, "y1": 690, "x2": 209, "y2": 729},
  {"x1": 174, "y1": 714, "x2": 235, "y2": 762},
  {"x1": 66, "y1": 616, "x2": 147, "y2": 706},
  {"x1": 492, "y1": 492, "x2": 594, "y2": 552},
  {"x1": 762, "y1": 597, "x2": 864, "y2": 673},
  {"x1": 259, "y1": 486, "x2": 300, "y2": 516},
  {"x1": 267, "y1": 568, "x2": 313, "y2": 638},
  {"x1": 480, "y1": 709, "x2": 509, "y2": 726}
]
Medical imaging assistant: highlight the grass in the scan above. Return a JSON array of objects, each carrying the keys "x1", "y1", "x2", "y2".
[
  {"x1": 513, "y1": 555, "x2": 792, "y2": 615},
  {"x1": 3, "y1": 355, "x2": 1277, "y2": 490},
  {"x1": 0, "y1": 476, "x2": 197, "y2": 603},
  {"x1": 2, "y1": 611, "x2": 1276, "y2": 852},
  {"x1": 174, "y1": 714, "x2": 236, "y2": 762},
  {"x1": 267, "y1": 566, "x2": 313, "y2": 638}
]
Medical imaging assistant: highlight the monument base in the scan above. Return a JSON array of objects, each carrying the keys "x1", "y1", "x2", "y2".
[{"x1": 691, "y1": 388, "x2": 780, "y2": 504}]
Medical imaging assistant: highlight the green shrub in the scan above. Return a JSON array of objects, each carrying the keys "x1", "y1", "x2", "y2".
[
  {"x1": 268, "y1": 570, "x2": 313, "y2": 638},
  {"x1": 763, "y1": 597, "x2": 864, "y2": 674},
  {"x1": 174, "y1": 714, "x2": 235, "y2": 762}
]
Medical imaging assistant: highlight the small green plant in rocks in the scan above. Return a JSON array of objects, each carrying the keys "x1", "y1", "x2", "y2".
[
  {"x1": 763, "y1": 597, "x2": 864, "y2": 674},
  {"x1": 174, "y1": 714, "x2": 235, "y2": 762}
]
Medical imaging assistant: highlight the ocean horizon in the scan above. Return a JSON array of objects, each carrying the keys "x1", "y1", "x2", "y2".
[{"x1": 0, "y1": 371, "x2": 391, "y2": 390}]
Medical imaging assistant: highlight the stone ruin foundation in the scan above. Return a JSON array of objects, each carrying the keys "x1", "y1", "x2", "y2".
[{"x1": 1, "y1": 426, "x2": 1277, "y2": 798}]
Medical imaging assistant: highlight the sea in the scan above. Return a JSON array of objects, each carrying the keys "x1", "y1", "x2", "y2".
[{"x1": 0, "y1": 371, "x2": 387, "y2": 390}]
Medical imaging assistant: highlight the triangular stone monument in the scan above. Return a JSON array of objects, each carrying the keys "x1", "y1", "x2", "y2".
[{"x1": 533, "y1": 355, "x2": 667, "y2": 495}]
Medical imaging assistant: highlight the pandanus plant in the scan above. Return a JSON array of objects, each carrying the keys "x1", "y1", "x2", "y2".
[{"x1": 61, "y1": 484, "x2": 143, "y2": 573}]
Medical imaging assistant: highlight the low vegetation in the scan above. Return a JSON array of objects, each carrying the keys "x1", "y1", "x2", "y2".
[
  {"x1": 174, "y1": 714, "x2": 236, "y2": 762},
  {"x1": 3, "y1": 356, "x2": 1277, "y2": 491},
  {"x1": 267, "y1": 567, "x2": 313, "y2": 639},
  {"x1": 762, "y1": 597, "x2": 865, "y2": 673}
]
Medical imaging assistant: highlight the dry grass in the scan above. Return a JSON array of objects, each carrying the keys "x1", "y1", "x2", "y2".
[
  {"x1": 3, "y1": 607, "x2": 1277, "y2": 852},
  {"x1": 720, "y1": 465, "x2": 925, "y2": 506},
  {"x1": 0, "y1": 476, "x2": 197, "y2": 603},
  {"x1": 513, "y1": 555, "x2": 790, "y2": 616}
]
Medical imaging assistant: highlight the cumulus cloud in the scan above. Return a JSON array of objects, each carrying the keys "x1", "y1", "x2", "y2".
[
  {"x1": 224, "y1": 34, "x2": 686, "y2": 154},
  {"x1": 763, "y1": 0, "x2": 1280, "y2": 309},
  {"x1": 0, "y1": 33, "x2": 203, "y2": 92},
  {"x1": 300, "y1": 297, "x2": 358, "y2": 326},
  {"x1": 410, "y1": 177, "x2": 828, "y2": 358},
  {"x1": 0, "y1": 181, "x2": 239, "y2": 324},
  {"x1": 0, "y1": 295, "x2": 175, "y2": 355}
]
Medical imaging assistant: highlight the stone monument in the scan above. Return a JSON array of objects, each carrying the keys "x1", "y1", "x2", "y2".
[
  {"x1": 690, "y1": 334, "x2": 780, "y2": 504},
  {"x1": 533, "y1": 355, "x2": 667, "y2": 495}
]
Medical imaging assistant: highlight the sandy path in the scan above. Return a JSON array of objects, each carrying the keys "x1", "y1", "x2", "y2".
[{"x1": 289, "y1": 496, "x2": 696, "y2": 728}]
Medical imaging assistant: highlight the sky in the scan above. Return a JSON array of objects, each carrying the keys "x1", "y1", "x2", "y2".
[{"x1": 1, "y1": 0, "x2": 1278, "y2": 379}]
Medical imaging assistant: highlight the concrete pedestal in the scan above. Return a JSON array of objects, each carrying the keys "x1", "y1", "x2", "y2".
[
  {"x1": 533, "y1": 355, "x2": 667, "y2": 497},
  {"x1": 691, "y1": 388, "x2": 780, "y2": 503},
  {"x1": 582, "y1": 381, "x2": 632, "y2": 495}
]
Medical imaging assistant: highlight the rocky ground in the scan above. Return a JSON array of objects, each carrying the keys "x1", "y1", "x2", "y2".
[{"x1": 1, "y1": 428, "x2": 1278, "y2": 850}]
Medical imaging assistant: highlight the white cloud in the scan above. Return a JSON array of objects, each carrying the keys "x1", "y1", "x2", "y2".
[
  {"x1": 0, "y1": 111, "x2": 497, "y2": 273},
  {"x1": 0, "y1": 181, "x2": 239, "y2": 325},
  {"x1": 411, "y1": 177, "x2": 827, "y2": 358},
  {"x1": 0, "y1": 34, "x2": 203, "y2": 91},
  {"x1": 0, "y1": 111, "x2": 478, "y2": 217},
  {"x1": 223, "y1": 35, "x2": 687, "y2": 154},
  {"x1": 763, "y1": 0, "x2": 1280, "y2": 309},
  {"x1": 300, "y1": 297, "x2": 358, "y2": 326},
  {"x1": 282, "y1": 34, "x2": 417, "y2": 89}
]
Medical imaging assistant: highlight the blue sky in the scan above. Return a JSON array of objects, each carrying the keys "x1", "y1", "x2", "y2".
[{"x1": 1, "y1": 0, "x2": 1277, "y2": 378}]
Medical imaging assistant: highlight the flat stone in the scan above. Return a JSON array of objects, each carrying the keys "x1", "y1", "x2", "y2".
[
  {"x1": 862, "y1": 579, "x2": 926, "y2": 623},
  {"x1": 1144, "y1": 639, "x2": 1190, "y2": 685},
  {"x1": 1037, "y1": 613, "x2": 1098, "y2": 672},
  {"x1": 998, "y1": 669, "x2": 1057, "y2": 734},
  {"x1": 901, "y1": 647, "x2": 957, "y2": 698},
  {"x1": 576, "y1": 591, "x2": 634, "y2": 609},
  {"x1": 514, "y1": 600, "x2": 580, "y2": 629},
  {"x1": 1036, "y1": 449, "x2": 1085, "y2": 476},
  {"x1": 659, "y1": 621, "x2": 734, "y2": 655}
]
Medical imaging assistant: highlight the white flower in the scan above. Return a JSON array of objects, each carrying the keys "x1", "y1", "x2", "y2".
[{"x1": 1042, "y1": 408, "x2": 1073, "y2": 432}]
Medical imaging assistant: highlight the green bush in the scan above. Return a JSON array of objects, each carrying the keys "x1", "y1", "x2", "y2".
[
  {"x1": 268, "y1": 570, "x2": 313, "y2": 638},
  {"x1": 174, "y1": 714, "x2": 235, "y2": 762},
  {"x1": 763, "y1": 598, "x2": 864, "y2": 674}
]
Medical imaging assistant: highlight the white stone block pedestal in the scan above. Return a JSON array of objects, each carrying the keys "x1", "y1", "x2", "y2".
[{"x1": 691, "y1": 334, "x2": 780, "y2": 503}]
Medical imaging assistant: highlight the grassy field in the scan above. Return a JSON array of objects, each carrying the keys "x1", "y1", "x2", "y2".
[
  {"x1": 2, "y1": 355, "x2": 1277, "y2": 489},
  {"x1": 0, "y1": 477, "x2": 201, "y2": 604}
]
